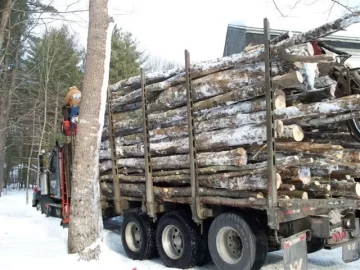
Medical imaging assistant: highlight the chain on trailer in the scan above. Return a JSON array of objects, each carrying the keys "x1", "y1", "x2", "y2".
[
  {"x1": 140, "y1": 68, "x2": 157, "y2": 220},
  {"x1": 185, "y1": 50, "x2": 212, "y2": 225},
  {"x1": 106, "y1": 86, "x2": 127, "y2": 214},
  {"x1": 263, "y1": 18, "x2": 279, "y2": 230}
]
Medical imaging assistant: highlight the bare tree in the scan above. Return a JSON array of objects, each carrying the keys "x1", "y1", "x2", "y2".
[
  {"x1": 272, "y1": 0, "x2": 359, "y2": 17},
  {"x1": 142, "y1": 55, "x2": 183, "y2": 72},
  {"x1": 67, "y1": 0, "x2": 113, "y2": 261}
]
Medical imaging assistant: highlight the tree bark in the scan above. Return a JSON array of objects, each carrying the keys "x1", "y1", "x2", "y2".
[
  {"x1": 0, "y1": 0, "x2": 16, "y2": 53},
  {"x1": 277, "y1": 190, "x2": 308, "y2": 199},
  {"x1": 100, "y1": 182, "x2": 264, "y2": 199},
  {"x1": 100, "y1": 122, "x2": 284, "y2": 159},
  {"x1": 279, "y1": 167, "x2": 311, "y2": 184},
  {"x1": 68, "y1": 0, "x2": 113, "y2": 261},
  {"x1": 199, "y1": 173, "x2": 282, "y2": 191},
  {"x1": 323, "y1": 180, "x2": 360, "y2": 198},
  {"x1": 100, "y1": 148, "x2": 247, "y2": 171},
  {"x1": 108, "y1": 94, "x2": 360, "y2": 138}
]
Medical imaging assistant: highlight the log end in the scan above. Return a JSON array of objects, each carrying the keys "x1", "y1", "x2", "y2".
[
  {"x1": 276, "y1": 173, "x2": 282, "y2": 189},
  {"x1": 293, "y1": 125, "x2": 304, "y2": 142},
  {"x1": 275, "y1": 95, "x2": 287, "y2": 110},
  {"x1": 275, "y1": 120, "x2": 285, "y2": 137},
  {"x1": 356, "y1": 183, "x2": 360, "y2": 197},
  {"x1": 306, "y1": 42, "x2": 315, "y2": 56},
  {"x1": 295, "y1": 70, "x2": 305, "y2": 84}
]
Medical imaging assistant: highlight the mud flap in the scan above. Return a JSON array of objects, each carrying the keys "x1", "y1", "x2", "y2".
[
  {"x1": 343, "y1": 218, "x2": 360, "y2": 263},
  {"x1": 342, "y1": 239, "x2": 360, "y2": 263},
  {"x1": 282, "y1": 231, "x2": 308, "y2": 270}
]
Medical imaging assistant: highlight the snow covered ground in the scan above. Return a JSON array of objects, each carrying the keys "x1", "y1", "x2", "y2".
[{"x1": 1, "y1": 190, "x2": 360, "y2": 270}]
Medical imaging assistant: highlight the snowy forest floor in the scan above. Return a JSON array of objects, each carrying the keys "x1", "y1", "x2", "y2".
[{"x1": 1, "y1": 190, "x2": 360, "y2": 270}]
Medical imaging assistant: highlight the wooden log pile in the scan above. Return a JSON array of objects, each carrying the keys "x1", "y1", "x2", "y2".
[{"x1": 99, "y1": 13, "x2": 360, "y2": 206}]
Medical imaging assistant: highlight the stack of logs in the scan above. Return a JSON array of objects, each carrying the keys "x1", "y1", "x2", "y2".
[{"x1": 99, "y1": 13, "x2": 360, "y2": 207}]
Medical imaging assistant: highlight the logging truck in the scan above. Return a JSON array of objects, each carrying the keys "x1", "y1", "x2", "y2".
[{"x1": 34, "y1": 16, "x2": 360, "y2": 270}]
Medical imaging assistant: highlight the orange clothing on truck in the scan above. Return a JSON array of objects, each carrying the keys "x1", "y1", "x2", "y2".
[{"x1": 64, "y1": 86, "x2": 81, "y2": 107}]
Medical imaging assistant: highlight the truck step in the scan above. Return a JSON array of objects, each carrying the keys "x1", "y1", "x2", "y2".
[{"x1": 48, "y1": 203, "x2": 62, "y2": 209}]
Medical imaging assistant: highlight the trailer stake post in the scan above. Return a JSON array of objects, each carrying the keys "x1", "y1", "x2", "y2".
[
  {"x1": 185, "y1": 50, "x2": 211, "y2": 224},
  {"x1": 141, "y1": 68, "x2": 157, "y2": 220},
  {"x1": 107, "y1": 86, "x2": 126, "y2": 214},
  {"x1": 264, "y1": 18, "x2": 279, "y2": 229}
]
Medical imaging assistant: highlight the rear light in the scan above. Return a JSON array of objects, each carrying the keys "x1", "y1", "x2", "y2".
[{"x1": 33, "y1": 187, "x2": 39, "y2": 193}]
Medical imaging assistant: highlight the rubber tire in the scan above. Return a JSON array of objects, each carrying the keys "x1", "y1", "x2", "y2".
[
  {"x1": 208, "y1": 212, "x2": 257, "y2": 270},
  {"x1": 121, "y1": 209, "x2": 157, "y2": 260},
  {"x1": 241, "y1": 213, "x2": 268, "y2": 270},
  {"x1": 307, "y1": 236, "x2": 325, "y2": 254},
  {"x1": 156, "y1": 211, "x2": 200, "y2": 269}
]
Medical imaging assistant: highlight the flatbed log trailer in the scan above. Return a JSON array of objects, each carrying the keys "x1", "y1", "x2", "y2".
[{"x1": 34, "y1": 19, "x2": 360, "y2": 270}]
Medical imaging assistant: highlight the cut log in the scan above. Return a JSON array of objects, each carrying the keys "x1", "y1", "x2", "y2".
[
  {"x1": 111, "y1": 63, "x2": 294, "y2": 110},
  {"x1": 100, "y1": 148, "x2": 247, "y2": 171},
  {"x1": 101, "y1": 181, "x2": 267, "y2": 199},
  {"x1": 271, "y1": 31, "x2": 293, "y2": 44},
  {"x1": 101, "y1": 123, "x2": 283, "y2": 159},
  {"x1": 300, "y1": 111, "x2": 360, "y2": 127},
  {"x1": 109, "y1": 95, "x2": 287, "y2": 145},
  {"x1": 277, "y1": 190, "x2": 308, "y2": 199},
  {"x1": 108, "y1": 12, "x2": 360, "y2": 100},
  {"x1": 108, "y1": 93, "x2": 360, "y2": 139},
  {"x1": 279, "y1": 167, "x2": 311, "y2": 184},
  {"x1": 278, "y1": 124, "x2": 304, "y2": 141},
  {"x1": 246, "y1": 141, "x2": 343, "y2": 154},
  {"x1": 286, "y1": 84, "x2": 336, "y2": 104},
  {"x1": 323, "y1": 180, "x2": 360, "y2": 198},
  {"x1": 293, "y1": 181, "x2": 331, "y2": 198},
  {"x1": 311, "y1": 169, "x2": 360, "y2": 180},
  {"x1": 101, "y1": 182, "x2": 265, "y2": 199},
  {"x1": 279, "y1": 184, "x2": 296, "y2": 191},
  {"x1": 199, "y1": 173, "x2": 282, "y2": 191}
]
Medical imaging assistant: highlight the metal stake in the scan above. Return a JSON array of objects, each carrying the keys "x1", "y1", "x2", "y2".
[
  {"x1": 264, "y1": 18, "x2": 278, "y2": 229},
  {"x1": 141, "y1": 68, "x2": 156, "y2": 220},
  {"x1": 185, "y1": 50, "x2": 202, "y2": 224},
  {"x1": 107, "y1": 86, "x2": 123, "y2": 214}
]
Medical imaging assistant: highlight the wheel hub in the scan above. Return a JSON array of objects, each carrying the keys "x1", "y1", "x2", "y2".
[
  {"x1": 162, "y1": 225, "x2": 184, "y2": 259},
  {"x1": 125, "y1": 221, "x2": 142, "y2": 252},
  {"x1": 216, "y1": 226, "x2": 243, "y2": 264}
]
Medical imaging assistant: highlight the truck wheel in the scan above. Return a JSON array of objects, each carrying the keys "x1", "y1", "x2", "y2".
[
  {"x1": 307, "y1": 236, "x2": 324, "y2": 254},
  {"x1": 208, "y1": 212, "x2": 257, "y2": 270},
  {"x1": 156, "y1": 211, "x2": 200, "y2": 269},
  {"x1": 121, "y1": 209, "x2": 157, "y2": 260},
  {"x1": 241, "y1": 214, "x2": 268, "y2": 270}
]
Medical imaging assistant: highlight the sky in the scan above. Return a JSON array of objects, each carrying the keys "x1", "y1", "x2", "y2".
[{"x1": 41, "y1": 0, "x2": 360, "y2": 64}]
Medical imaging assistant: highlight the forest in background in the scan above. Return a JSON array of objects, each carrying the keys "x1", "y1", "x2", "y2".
[{"x1": 0, "y1": 0, "x2": 182, "y2": 195}]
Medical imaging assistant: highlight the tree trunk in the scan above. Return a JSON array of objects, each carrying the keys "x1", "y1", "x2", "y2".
[
  {"x1": 0, "y1": 0, "x2": 16, "y2": 53},
  {"x1": 0, "y1": 49, "x2": 17, "y2": 196},
  {"x1": 26, "y1": 108, "x2": 37, "y2": 204},
  {"x1": 68, "y1": 0, "x2": 113, "y2": 261}
]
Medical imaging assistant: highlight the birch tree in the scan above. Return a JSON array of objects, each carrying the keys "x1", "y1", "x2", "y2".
[{"x1": 68, "y1": 0, "x2": 113, "y2": 261}]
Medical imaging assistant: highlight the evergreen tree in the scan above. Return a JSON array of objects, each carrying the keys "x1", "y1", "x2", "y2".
[{"x1": 109, "y1": 26, "x2": 145, "y2": 84}]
